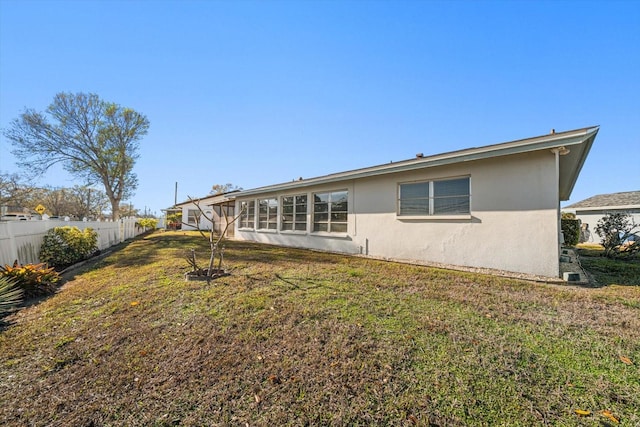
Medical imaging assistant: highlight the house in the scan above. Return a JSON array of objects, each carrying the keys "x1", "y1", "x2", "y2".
[
  {"x1": 563, "y1": 190, "x2": 640, "y2": 243},
  {"x1": 232, "y1": 126, "x2": 599, "y2": 278},
  {"x1": 173, "y1": 191, "x2": 238, "y2": 237}
]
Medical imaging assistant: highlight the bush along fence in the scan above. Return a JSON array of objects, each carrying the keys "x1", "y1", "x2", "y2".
[
  {"x1": 39, "y1": 226, "x2": 99, "y2": 270},
  {"x1": 0, "y1": 218, "x2": 146, "y2": 267}
]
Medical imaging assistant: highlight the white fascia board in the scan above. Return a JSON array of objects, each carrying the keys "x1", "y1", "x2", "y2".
[
  {"x1": 175, "y1": 190, "x2": 242, "y2": 206},
  {"x1": 558, "y1": 126, "x2": 599, "y2": 201},
  {"x1": 236, "y1": 126, "x2": 599, "y2": 198},
  {"x1": 575, "y1": 205, "x2": 640, "y2": 211},
  {"x1": 177, "y1": 195, "x2": 236, "y2": 206}
]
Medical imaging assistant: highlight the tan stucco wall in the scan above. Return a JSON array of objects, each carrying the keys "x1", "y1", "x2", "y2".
[
  {"x1": 567, "y1": 209, "x2": 640, "y2": 244},
  {"x1": 235, "y1": 150, "x2": 561, "y2": 277}
]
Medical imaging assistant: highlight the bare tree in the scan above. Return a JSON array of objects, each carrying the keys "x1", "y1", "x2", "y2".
[
  {"x1": 4, "y1": 92, "x2": 149, "y2": 220},
  {"x1": 210, "y1": 183, "x2": 242, "y2": 195},
  {"x1": 40, "y1": 187, "x2": 73, "y2": 217},
  {"x1": 184, "y1": 197, "x2": 244, "y2": 282},
  {"x1": 67, "y1": 185, "x2": 109, "y2": 219},
  {"x1": 0, "y1": 172, "x2": 35, "y2": 208}
]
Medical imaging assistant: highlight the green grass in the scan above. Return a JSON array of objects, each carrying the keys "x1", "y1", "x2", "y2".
[
  {"x1": 576, "y1": 243, "x2": 640, "y2": 286},
  {"x1": 1, "y1": 231, "x2": 639, "y2": 426}
]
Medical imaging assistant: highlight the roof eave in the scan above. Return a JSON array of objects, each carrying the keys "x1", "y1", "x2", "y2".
[
  {"x1": 567, "y1": 205, "x2": 640, "y2": 211},
  {"x1": 236, "y1": 126, "x2": 600, "y2": 198},
  {"x1": 174, "y1": 192, "x2": 238, "y2": 207},
  {"x1": 558, "y1": 126, "x2": 599, "y2": 201}
]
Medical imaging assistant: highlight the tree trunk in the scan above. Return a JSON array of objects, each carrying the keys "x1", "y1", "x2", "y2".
[{"x1": 110, "y1": 198, "x2": 120, "y2": 220}]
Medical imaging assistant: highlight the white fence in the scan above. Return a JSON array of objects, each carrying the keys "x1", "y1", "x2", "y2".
[{"x1": 0, "y1": 218, "x2": 145, "y2": 266}]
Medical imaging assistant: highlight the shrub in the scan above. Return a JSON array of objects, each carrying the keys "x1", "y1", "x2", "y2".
[
  {"x1": 137, "y1": 218, "x2": 157, "y2": 230},
  {"x1": 0, "y1": 262, "x2": 60, "y2": 298},
  {"x1": 0, "y1": 276, "x2": 23, "y2": 316},
  {"x1": 595, "y1": 213, "x2": 640, "y2": 259},
  {"x1": 166, "y1": 213, "x2": 182, "y2": 230},
  {"x1": 39, "y1": 226, "x2": 98, "y2": 269},
  {"x1": 561, "y1": 218, "x2": 580, "y2": 246}
]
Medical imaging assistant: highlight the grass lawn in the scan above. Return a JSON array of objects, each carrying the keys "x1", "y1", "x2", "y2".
[
  {"x1": 576, "y1": 243, "x2": 640, "y2": 287},
  {"x1": 1, "y1": 231, "x2": 639, "y2": 426}
]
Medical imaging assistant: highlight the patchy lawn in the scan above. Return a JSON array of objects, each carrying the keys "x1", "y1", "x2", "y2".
[
  {"x1": 577, "y1": 243, "x2": 640, "y2": 286},
  {"x1": 1, "y1": 232, "x2": 639, "y2": 426}
]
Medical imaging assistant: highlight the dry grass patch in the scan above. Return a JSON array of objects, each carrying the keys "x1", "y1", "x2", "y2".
[{"x1": 1, "y1": 231, "x2": 639, "y2": 426}]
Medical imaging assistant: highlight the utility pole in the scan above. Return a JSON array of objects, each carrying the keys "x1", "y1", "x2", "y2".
[{"x1": 87, "y1": 188, "x2": 91, "y2": 219}]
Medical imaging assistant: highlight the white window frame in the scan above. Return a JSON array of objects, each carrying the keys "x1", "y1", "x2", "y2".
[
  {"x1": 239, "y1": 200, "x2": 255, "y2": 229},
  {"x1": 281, "y1": 194, "x2": 308, "y2": 233},
  {"x1": 258, "y1": 197, "x2": 278, "y2": 231},
  {"x1": 187, "y1": 209, "x2": 200, "y2": 225},
  {"x1": 312, "y1": 190, "x2": 348, "y2": 234}
]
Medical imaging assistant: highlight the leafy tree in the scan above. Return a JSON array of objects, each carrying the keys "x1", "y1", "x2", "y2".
[
  {"x1": 3, "y1": 92, "x2": 149, "y2": 220},
  {"x1": 119, "y1": 202, "x2": 139, "y2": 218},
  {"x1": 210, "y1": 183, "x2": 242, "y2": 195},
  {"x1": 595, "y1": 213, "x2": 640, "y2": 258},
  {"x1": 166, "y1": 212, "x2": 182, "y2": 230}
]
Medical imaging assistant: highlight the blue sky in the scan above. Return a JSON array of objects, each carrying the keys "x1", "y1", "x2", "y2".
[{"x1": 1, "y1": 0, "x2": 638, "y2": 217}]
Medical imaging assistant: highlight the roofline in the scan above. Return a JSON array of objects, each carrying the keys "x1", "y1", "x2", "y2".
[
  {"x1": 173, "y1": 190, "x2": 241, "y2": 207},
  {"x1": 565, "y1": 205, "x2": 640, "y2": 211},
  {"x1": 236, "y1": 126, "x2": 600, "y2": 197},
  {"x1": 563, "y1": 190, "x2": 640, "y2": 209},
  {"x1": 560, "y1": 126, "x2": 598, "y2": 201}
]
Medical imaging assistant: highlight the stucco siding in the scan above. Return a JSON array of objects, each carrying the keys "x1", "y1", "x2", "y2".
[
  {"x1": 235, "y1": 150, "x2": 561, "y2": 277},
  {"x1": 570, "y1": 210, "x2": 640, "y2": 244},
  {"x1": 236, "y1": 182, "x2": 361, "y2": 255},
  {"x1": 349, "y1": 151, "x2": 559, "y2": 277}
]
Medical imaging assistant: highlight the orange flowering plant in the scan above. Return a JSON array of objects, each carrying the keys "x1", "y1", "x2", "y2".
[{"x1": 0, "y1": 261, "x2": 61, "y2": 298}]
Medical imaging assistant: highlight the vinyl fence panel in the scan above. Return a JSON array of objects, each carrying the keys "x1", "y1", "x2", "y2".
[{"x1": 0, "y1": 218, "x2": 144, "y2": 266}]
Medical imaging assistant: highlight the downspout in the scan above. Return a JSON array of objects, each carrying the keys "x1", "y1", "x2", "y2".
[
  {"x1": 551, "y1": 147, "x2": 562, "y2": 245},
  {"x1": 550, "y1": 146, "x2": 569, "y2": 277},
  {"x1": 351, "y1": 179, "x2": 357, "y2": 237}
]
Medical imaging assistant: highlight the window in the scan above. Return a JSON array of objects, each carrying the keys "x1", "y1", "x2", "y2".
[
  {"x1": 433, "y1": 178, "x2": 470, "y2": 214},
  {"x1": 187, "y1": 209, "x2": 200, "y2": 225},
  {"x1": 239, "y1": 200, "x2": 255, "y2": 229},
  {"x1": 214, "y1": 204, "x2": 235, "y2": 221},
  {"x1": 258, "y1": 198, "x2": 278, "y2": 230},
  {"x1": 398, "y1": 182, "x2": 429, "y2": 216},
  {"x1": 398, "y1": 177, "x2": 469, "y2": 216},
  {"x1": 281, "y1": 194, "x2": 307, "y2": 231},
  {"x1": 212, "y1": 203, "x2": 235, "y2": 233},
  {"x1": 313, "y1": 190, "x2": 348, "y2": 233}
]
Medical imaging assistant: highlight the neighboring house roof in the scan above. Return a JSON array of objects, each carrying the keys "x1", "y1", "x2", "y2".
[
  {"x1": 173, "y1": 190, "x2": 240, "y2": 208},
  {"x1": 564, "y1": 190, "x2": 640, "y2": 210},
  {"x1": 236, "y1": 126, "x2": 599, "y2": 201}
]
